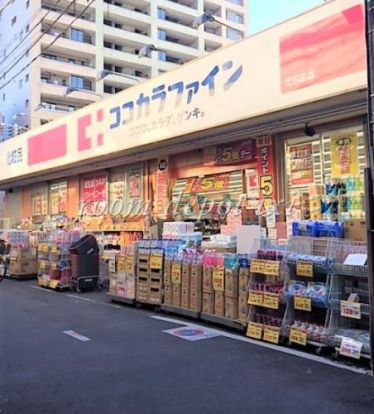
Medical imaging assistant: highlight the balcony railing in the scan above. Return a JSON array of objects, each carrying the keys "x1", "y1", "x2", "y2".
[
  {"x1": 166, "y1": 0, "x2": 198, "y2": 10},
  {"x1": 43, "y1": 29, "x2": 93, "y2": 44},
  {"x1": 39, "y1": 102, "x2": 76, "y2": 112},
  {"x1": 41, "y1": 54, "x2": 93, "y2": 68},
  {"x1": 42, "y1": 4, "x2": 94, "y2": 21}
]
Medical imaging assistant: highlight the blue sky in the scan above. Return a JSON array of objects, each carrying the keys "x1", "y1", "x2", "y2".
[{"x1": 248, "y1": 0, "x2": 325, "y2": 34}]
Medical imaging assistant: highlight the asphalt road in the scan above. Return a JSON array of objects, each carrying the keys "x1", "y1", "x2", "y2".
[{"x1": 1, "y1": 279, "x2": 374, "y2": 414}]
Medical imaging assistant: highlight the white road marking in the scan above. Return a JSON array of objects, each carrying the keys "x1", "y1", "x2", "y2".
[
  {"x1": 63, "y1": 330, "x2": 91, "y2": 342},
  {"x1": 66, "y1": 294, "x2": 93, "y2": 302},
  {"x1": 30, "y1": 286, "x2": 55, "y2": 293},
  {"x1": 150, "y1": 315, "x2": 371, "y2": 376}
]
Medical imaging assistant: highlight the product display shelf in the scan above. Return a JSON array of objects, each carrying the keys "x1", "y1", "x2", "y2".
[
  {"x1": 281, "y1": 238, "x2": 332, "y2": 351},
  {"x1": 107, "y1": 292, "x2": 136, "y2": 306},
  {"x1": 326, "y1": 241, "x2": 371, "y2": 361},
  {"x1": 161, "y1": 304, "x2": 201, "y2": 320},
  {"x1": 200, "y1": 312, "x2": 246, "y2": 331},
  {"x1": 246, "y1": 254, "x2": 286, "y2": 345}
]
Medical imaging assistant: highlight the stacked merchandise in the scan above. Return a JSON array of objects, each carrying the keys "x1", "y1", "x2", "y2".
[
  {"x1": 238, "y1": 255, "x2": 251, "y2": 323},
  {"x1": 246, "y1": 249, "x2": 286, "y2": 344},
  {"x1": 108, "y1": 244, "x2": 138, "y2": 302},
  {"x1": 201, "y1": 234, "x2": 236, "y2": 253},
  {"x1": 37, "y1": 230, "x2": 82, "y2": 289},
  {"x1": 162, "y1": 221, "x2": 202, "y2": 247}
]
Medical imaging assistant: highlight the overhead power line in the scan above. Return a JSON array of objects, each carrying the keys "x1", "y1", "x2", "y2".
[
  {"x1": 0, "y1": 0, "x2": 96, "y2": 92},
  {"x1": 0, "y1": 0, "x2": 13, "y2": 15},
  {"x1": 0, "y1": 0, "x2": 78, "y2": 77},
  {"x1": 0, "y1": 0, "x2": 65, "y2": 67}
]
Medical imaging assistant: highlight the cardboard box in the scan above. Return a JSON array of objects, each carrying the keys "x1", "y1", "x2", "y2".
[
  {"x1": 181, "y1": 286, "x2": 190, "y2": 309},
  {"x1": 202, "y1": 267, "x2": 213, "y2": 293},
  {"x1": 109, "y1": 276, "x2": 118, "y2": 294},
  {"x1": 116, "y1": 255, "x2": 126, "y2": 274},
  {"x1": 11, "y1": 247, "x2": 37, "y2": 260},
  {"x1": 190, "y1": 264, "x2": 203, "y2": 290},
  {"x1": 136, "y1": 282, "x2": 149, "y2": 302},
  {"x1": 225, "y1": 297, "x2": 238, "y2": 320},
  {"x1": 190, "y1": 288, "x2": 202, "y2": 311},
  {"x1": 137, "y1": 253, "x2": 150, "y2": 276},
  {"x1": 202, "y1": 293, "x2": 214, "y2": 314},
  {"x1": 164, "y1": 260, "x2": 172, "y2": 286},
  {"x1": 238, "y1": 295, "x2": 249, "y2": 322},
  {"x1": 149, "y1": 285, "x2": 163, "y2": 304},
  {"x1": 344, "y1": 220, "x2": 367, "y2": 242},
  {"x1": 225, "y1": 274, "x2": 239, "y2": 298},
  {"x1": 172, "y1": 284, "x2": 181, "y2": 307},
  {"x1": 239, "y1": 274, "x2": 249, "y2": 294},
  {"x1": 125, "y1": 276, "x2": 136, "y2": 299},
  {"x1": 182, "y1": 263, "x2": 191, "y2": 289},
  {"x1": 239, "y1": 267, "x2": 250, "y2": 276},
  {"x1": 9, "y1": 260, "x2": 37, "y2": 275},
  {"x1": 214, "y1": 292, "x2": 224, "y2": 317},
  {"x1": 164, "y1": 285, "x2": 173, "y2": 305}
]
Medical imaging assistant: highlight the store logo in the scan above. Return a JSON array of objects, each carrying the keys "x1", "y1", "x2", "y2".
[
  {"x1": 77, "y1": 109, "x2": 105, "y2": 152},
  {"x1": 7, "y1": 147, "x2": 23, "y2": 166},
  {"x1": 28, "y1": 125, "x2": 67, "y2": 165}
]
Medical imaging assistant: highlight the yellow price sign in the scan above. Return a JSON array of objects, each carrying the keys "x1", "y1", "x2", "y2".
[
  {"x1": 247, "y1": 291, "x2": 264, "y2": 306},
  {"x1": 171, "y1": 263, "x2": 182, "y2": 284},
  {"x1": 150, "y1": 255, "x2": 163, "y2": 270},
  {"x1": 294, "y1": 296, "x2": 312, "y2": 312},
  {"x1": 250, "y1": 259, "x2": 265, "y2": 274},
  {"x1": 263, "y1": 327, "x2": 280, "y2": 344},
  {"x1": 340, "y1": 301, "x2": 361, "y2": 320},
  {"x1": 263, "y1": 293, "x2": 279, "y2": 309},
  {"x1": 246, "y1": 322, "x2": 263, "y2": 340},
  {"x1": 213, "y1": 267, "x2": 225, "y2": 292},
  {"x1": 296, "y1": 261, "x2": 314, "y2": 278},
  {"x1": 42, "y1": 245, "x2": 49, "y2": 253},
  {"x1": 263, "y1": 261, "x2": 280, "y2": 277},
  {"x1": 38, "y1": 244, "x2": 44, "y2": 252},
  {"x1": 49, "y1": 280, "x2": 59, "y2": 289},
  {"x1": 290, "y1": 327, "x2": 307, "y2": 346},
  {"x1": 51, "y1": 262, "x2": 58, "y2": 271},
  {"x1": 50, "y1": 245, "x2": 59, "y2": 254}
]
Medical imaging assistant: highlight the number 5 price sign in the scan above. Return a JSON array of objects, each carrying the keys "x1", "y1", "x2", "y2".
[{"x1": 257, "y1": 137, "x2": 276, "y2": 208}]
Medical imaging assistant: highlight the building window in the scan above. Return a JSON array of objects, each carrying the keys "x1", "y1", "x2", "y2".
[
  {"x1": 227, "y1": 28, "x2": 243, "y2": 40},
  {"x1": 11, "y1": 16, "x2": 17, "y2": 26},
  {"x1": 227, "y1": 0, "x2": 243, "y2": 5},
  {"x1": 26, "y1": 24, "x2": 29, "y2": 32},
  {"x1": 2, "y1": 94, "x2": 5, "y2": 101},
  {"x1": 226, "y1": 10, "x2": 244, "y2": 24},
  {"x1": 25, "y1": 74, "x2": 29, "y2": 82},
  {"x1": 104, "y1": 84, "x2": 113, "y2": 94},
  {"x1": 158, "y1": 51, "x2": 166, "y2": 61},
  {"x1": 25, "y1": 99, "x2": 29, "y2": 107},
  {"x1": 158, "y1": 8, "x2": 166, "y2": 20},
  {"x1": 71, "y1": 28, "x2": 84, "y2": 42},
  {"x1": 158, "y1": 29, "x2": 166, "y2": 40},
  {"x1": 19, "y1": 79, "x2": 23, "y2": 89},
  {"x1": 26, "y1": 0, "x2": 30, "y2": 8},
  {"x1": 71, "y1": 75, "x2": 84, "y2": 89}
]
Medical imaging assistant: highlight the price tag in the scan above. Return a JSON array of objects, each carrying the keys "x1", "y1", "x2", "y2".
[
  {"x1": 263, "y1": 293, "x2": 279, "y2": 309},
  {"x1": 296, "y1": 261, "x2": 313, "y2": 278},
  {"x1": 247, "y1": 291, "x2": 264, "y2": 306},
  {"x1": 290, "y1": 327, "x2": 307, "y2": 346},
  {"x1": 250, "y1": 259, "x2": 265, "y2": 274},
  {"x1": 171, "y1": 263, "x2": 182, "y2": 284},
  {"x1": 340, "y1": 301, "x2": 361, "y2": 320},
  {"x1": 339, "y1": 337, "x2": 363, "y2": 360},
  {"x1": 49, "y1": 280, "x2": 59, "y2": 289},
  {"x1": 263, "y1": 326, "x2": 280, "y2": 344},
  {"x1": 39, "y1": 261, "x2": 46, "y2": 270},
  {"x1": 51, "y1": 262, "x2": 58, "y2": 271},
  {"x1": 294, "y1": 296, "x2": 312, "y2": 312},
  {"x1": 246, "y1": 322, "x2": 263, "y2": 340},
  {"x1": 42, "y1": 245, "x2": 49, "y2": 253},
  {"x1": 213, "y1": 267, "x2": 225, "y2": 292},
  {"x1": 150, "y1": 255, "x2": 163, "y2": 270},
  {"x1": 38, "y1": 244, "x2": 44, "y2": 252},
  {"x1": 263, "y1": 261, "x2": 280, "y2": 277},
  {"x1": 50, "y1": 245, "x2": 59, "y2": 254}
]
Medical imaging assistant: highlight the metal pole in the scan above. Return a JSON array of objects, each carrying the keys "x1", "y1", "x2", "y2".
[{"x1": 365, "y1": 0, "x2": 374, "y2": 370}]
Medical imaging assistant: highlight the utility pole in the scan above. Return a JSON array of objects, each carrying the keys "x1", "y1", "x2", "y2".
[{"x1": 365, "y1": 0, "x2": 374, "y2": 370}]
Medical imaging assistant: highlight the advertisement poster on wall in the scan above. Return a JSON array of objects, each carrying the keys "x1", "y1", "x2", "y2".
[
  {"x1": 330, "y1": 133, "x2": 359, "y2": 177},
  {"x1": 127, "y1": 169, "x2": 142, "y2": 198},
  {"x1": 82, "y1": 173, "x2": 108, "y2": 215},
  {"x1": 289, "y1": 143, "x2": 314, "y2": 186},
  {"x1": 50, "y1": 182, "x2": 67, "y2": 215},
  {"x1": 256, "y1": 137, "x2": 276, "y2": 208},
  {"x1": 109, "y1": 173, "x2": 125, "y2": 203}
]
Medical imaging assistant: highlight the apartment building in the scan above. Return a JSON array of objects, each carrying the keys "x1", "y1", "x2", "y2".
[{"x1": 0, "y1": 0, "x2": 247, "y2": 138}]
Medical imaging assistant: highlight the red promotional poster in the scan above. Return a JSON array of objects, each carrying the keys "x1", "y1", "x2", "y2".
[
  {"x1": 154, "y1": 171, "x2": 168, "y2": 216},
  {"x1": 289, "y1": 143, "x2": 314, "y2": 186},
  {"x1": 82, "y1": 174, "x2": 107, "y2": 203},
  {"x1": 214, "y1": 140, "x2": 255, "y2": 165},
  {"x1": 280, "y1": 4, "x2": 365, "y2": 93},
  {"x1": 256, "y1": 137, "x2": 276, "y2": 207}
]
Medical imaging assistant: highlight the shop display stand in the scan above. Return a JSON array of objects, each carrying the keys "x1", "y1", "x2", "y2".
[
  {"x1": 327, "y1": 241, "x2": 371, "y2": 361},
  {"x1": 200, "y1": 312, "x2": 246, "y2": 332},
  {"x1": 246, "y1": 255, "x2": 286, "y2": 345},
  {"x1": 161, "y1": 304, "x2": 201, "y2": 320},
  {"x1": 107, "y1": 292, "x2": 136, "y2": 306}
]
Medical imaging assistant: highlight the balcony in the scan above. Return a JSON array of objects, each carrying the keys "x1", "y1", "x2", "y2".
[
  {"x1": 40, "y1": 56, "x2": 96, "y2": 79},
  {"x1": 40, "y1": 34, "x2": 96, "y2": 59},
  {"x1": 40, "y1": 80, "x2": 67, "y2": 99},
  {"x1": 158, "y1": 0, "x2": 198, "y2": 15},
  {"x1": 41, "y1": 8, "x2": 96, "y2": 32},
  {"x1": 103, "y1": 25, "x2": 151, "y2": 46},
  {"x1": 158, "y1": 39, "x2": 199, "y2": 60},
  {"x1": 104, "y1": 3, "x2": 151, "y2": 26}
]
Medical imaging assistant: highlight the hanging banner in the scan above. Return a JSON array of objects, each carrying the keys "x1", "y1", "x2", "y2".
[
  {"x1": 82, "y1": 173, "x2": 108, "y2": 216},
  {"x1": 289, "y1": 143, "x2": 314, "y2": 186},
  {"x1": 109, "y1": 172, "x2": 125, "y2": 203},
  {"x1": 331, "y1": 133, "x2": 359, "y2": 177},
  {"x1": 256, "y1": 137, "x2": 276, "y2": 208},
  {"x1": 153, "y1": 170, "x2": 168, "y2": 217},
  {"x1": 205, "y1": 140, "x2": 256, "y2": 165}
]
